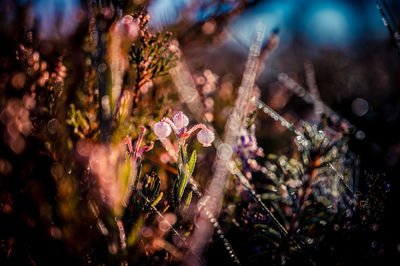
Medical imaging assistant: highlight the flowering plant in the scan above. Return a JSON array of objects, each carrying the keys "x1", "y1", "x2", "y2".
[
  {"x1": 154, "y1": 111, "x2": 215, "y2": 147},
  {"x1": 154, "y1": 111, "x2": 214, "y2": 210},
  {"x1": 0, "y1": 1, "x2": 391, "y2": 265}
]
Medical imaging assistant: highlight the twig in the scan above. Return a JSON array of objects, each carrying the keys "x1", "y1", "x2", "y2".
[
  {"x1": 179, "y1": 28, "x2": 265, "y2": 266},
  {"x1": 304, "y1": 61, "x2": 323, "y2": 117},
  {"x1": 377, "y1": 0, "x2": 400, "y2": 53},
  {"x1": 88, "y1": 5, "x2": 113, "y2": 142},
  {"x1": 252, "y1": 97, "x2": 310, "y2": 148},
  {"x1": 277, "y1": 72, "x2": 358, "y2": 133},
  {"x1": 328, "y1": 163, "x2": 355, "y2": 198}
]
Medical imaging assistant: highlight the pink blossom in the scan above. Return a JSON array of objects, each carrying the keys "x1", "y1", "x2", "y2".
[
  {"x1": 197, "y1": 129, "x2": 215, "y2": 147},
  {"x1": 154, "y1": 121, "x2": 171, "y2": 139},
  {"x1": 118, "y1": 15, "x2": 139, "y2": 41},
  {"x1": 172, "y1": 111, "x2": 189, "y2": 129}
]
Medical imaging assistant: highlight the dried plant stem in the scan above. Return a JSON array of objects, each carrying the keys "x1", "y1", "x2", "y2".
[
  {"x1": 376, "y1": 0, "x2": 400, "y2": 53},
  {"x1": 277, "y1": 73, "x2": 357, "y2": 131},
  {"x1": 257, "y1": 28, "x2": 279, "y2": 78},
  {"x1": 278, "y1": 73, "x2": 335, "y2": 118},
  {"x1": 184, "y1": 29, "x2": 265, "y2": 265},
  {"x1": 170, "y1": 53, "x2": 205, "y2": 123},
  {"x1": 304, "y1": 61, "x2": 324, "y2": 118},
  {"x1": 133, "y1": 79, "x2": 147, "y2": 109},
  {"x1": 328, "y1": 163, "x2": 355, "y2": 197},
  {"x1": 171, "y1": 29, "x2": 281, "y2": 264},
  {"x1": 253, "y1": 97, "x2": 310, "y2": 149},
  {"x1": 89, "y1": 9, "x2": 113, "y2": 142}
]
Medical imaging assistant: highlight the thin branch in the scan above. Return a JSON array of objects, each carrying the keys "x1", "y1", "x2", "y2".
[
  {"x1": 377, "y1": 0, "x2": 400, "y2": 53},
  {"x1": 328, "y1": 163, "x2": 355, "y2": 198},
  {"x1": 277, "y1": 72, "x2": 358, "y2": 133},
  {"x1": 253, "y1": 97, "x2": 310, "y2": 148}
]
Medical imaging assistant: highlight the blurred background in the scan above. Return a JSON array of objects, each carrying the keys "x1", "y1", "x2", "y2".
[
  {"x1": 1, "y1": 0, "x2": 400, "y2": 264},
  {"x1": 156, "y1": 3, "x2": 400, "y2": 261}
]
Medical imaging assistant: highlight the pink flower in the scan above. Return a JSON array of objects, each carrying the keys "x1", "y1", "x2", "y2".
[
  {"x1": 172, "y1": 111, "x2": 189, "y2": 129},
  {"x1": 118, "y1": 15, "x2": 139, "y2": 41},
  {"x1": 154, "y1": 121, "x2": 171, "y2": 139},
  {"x1": 197, "y1": 129, "x2": 215, "y2": 147},
  {"x1": 154, "y1": 112, "x2": 215, "y2": 148}
]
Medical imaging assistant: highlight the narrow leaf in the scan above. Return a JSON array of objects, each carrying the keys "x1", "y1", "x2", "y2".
[
  {"x1": 127, "y1": 216, "x2": 144, "y2": 247},
  {"x1": 183, "y1": 191, "x2": 192, "y2": 212},
  {"x1": 178, "y1": 164, "x2": 190, "y2": 200},
  {"x1": 188, "y1": 150, "x2": 197, "y2": 178},
  {"x1": 151, "y1": 192, "x2": 163, "y2": 207}
]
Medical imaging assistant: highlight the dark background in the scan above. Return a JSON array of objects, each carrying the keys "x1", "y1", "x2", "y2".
[{"x1": 1, "y1": 0, "x2": 400, "y2": 264}]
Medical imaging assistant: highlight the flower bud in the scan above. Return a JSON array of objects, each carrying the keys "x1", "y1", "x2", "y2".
[
  {"x1": 197, "y1": 129, "x2": 215, "y2": 147},
  {"x1": 154, "y1": 121, "x2": 171, "y2": 139},
  {"x1": 172, "y1": 111, "x2": 189, "y2": 129},
  {"x1": 119, "y1": 15, "x2": 139, "y2": 41}
]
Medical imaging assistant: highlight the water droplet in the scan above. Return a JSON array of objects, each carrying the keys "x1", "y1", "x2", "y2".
[
  {"x1": 50, "y1": 162, "x2": 63, "y2": 179},
  {"x1": 330, "y1": 114, "x2": 340, "y2": 123},
  {"x1": 277, "y1": 73, "x2": 288, "y2": 81},
  {"x1": 47, "y1": 118, "x2": 59, "y2": 135},
  {"x1": 101, "y1": 96, "x2": 111, "y2": 118},
  {"x1": 98, "y1": 63, "x2": 107, "y2": 73},
  {"x1": 333, "y1": 224, "x2": 339, "y2": 231},
  {"x1": 50, "y1": 226, "x2": 62, "y2": 239},
  {"x1": 217, "y1": 143, "x2": 233, "y2": 160},
  {"x1": 355, "y1": 130, "x2": 365, "y2": 140},
  {"x1": 351, "y1": 98, "x2": 369, "y2": 117}
]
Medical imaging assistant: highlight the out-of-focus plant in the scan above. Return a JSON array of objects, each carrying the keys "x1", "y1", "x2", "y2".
[
  {"x1": 220, "y1": 91, "x2": 385, "y2": 264},
  {"x1": 129, "y1": 11, "x2": 178, "y2": 107},
  {"x1": 0, "y1": 0, "x2": 391, "y2": 265}
]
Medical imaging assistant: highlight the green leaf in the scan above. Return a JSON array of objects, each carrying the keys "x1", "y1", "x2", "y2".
[
  {"x1": 134, "y1": 163, "x2": 142, "y2": 188},
  {"x1": 120, "y1": 154, "x2": 131, "y2": 197},
  {"x1": 127, "y1": 216, "x2": 144, "y2": 247},
  {"x1": 183, "y1": 191, "x2": 192, "y2": 212},
  {"x1": 254, "y1": 225, "x2": 280, "y2": 242},
  {"x1": 150, "y1": 178, "x2": 161, "y2": 202},
  {"x1": 188, "y1": 150, "x2": 197, "y2": 178},
  {"x1": 151, "y1": 192, "x2": 163, "y2": 207},
  {"x1": 178, "y1": 164, "x2": 190, "y2": 200},
  {"x1": 180, "y1": 143, "x2": 188, "y2": 164}
]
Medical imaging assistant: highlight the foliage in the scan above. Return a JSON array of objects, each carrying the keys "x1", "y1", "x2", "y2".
[{"x1": 0, "y1": 0, "x2": 392, "y2": 265}]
